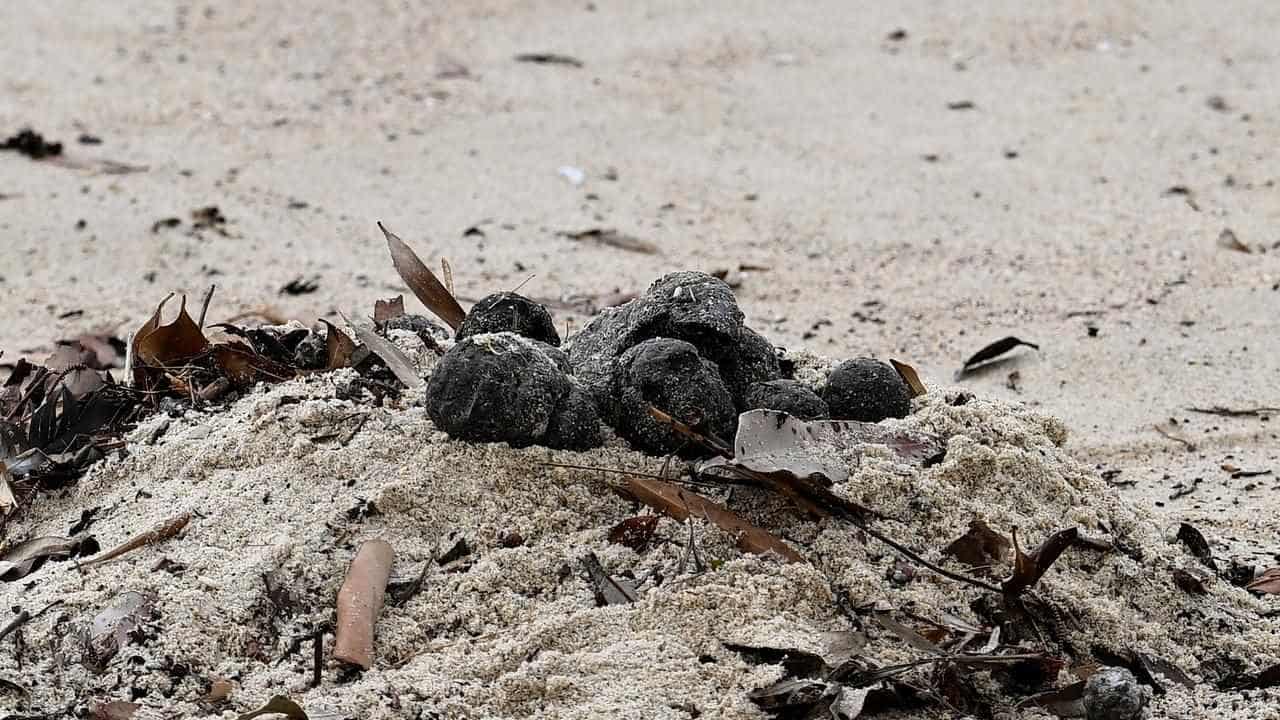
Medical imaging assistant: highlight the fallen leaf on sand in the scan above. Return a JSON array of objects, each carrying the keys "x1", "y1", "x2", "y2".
[
  {"x1": 1247, "y1": 568, "x2": 1280, "y2": 595},
  {"x1": 944, "y1": 519, "x2": 1012, "y2": 570},
  {"x1": 957, "y1": 336, "x2": 1039, "y2": 378},
  {"x1": 320, "y1": 320, "x2": 359, "y2": 370},
  {"x1": 889, "y1": 359, "x2": 927, "y2": 397},
  {"x1": 1175, "y1": 522, "x2": 1217, "y2": 571},
  {"x1": 341, "y1": 314, "x2": 424, "y2": 388},
  {"x1": 90, "y1": 700, "x2": 140, "y2": 720},
  {"x1": 236, "y1": 695, "x2": 310, "y2": 720},
  {"x1": 616, "y1": 476, "x2": 804, "y2": 562},
  {"x1": 558, "y1": 227, "x2": 658, "y2": 255},
  {"x1": 0, "y1": 534, "x2": 97, "y2": 581},
  {"x1": 132, "y1": 295, "x2": 211, "y2": 370},
  {"x1": 373, "y1": 296, "x2": 406, "y2": 325},
  {"x1": 582, "y1": 551, "x2": 637, "y2": 605},
  {"x1": 379, "y1": 222, "x2": 465, "y2": 331}
]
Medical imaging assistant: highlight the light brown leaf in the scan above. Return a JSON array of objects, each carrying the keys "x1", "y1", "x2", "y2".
[
  {"x1": 90, "y1": 700, "x2": 140, "y2": 720},
  {"x1": 320, "y1": 320, "x2": 358, "y2": 370},
  {"x1": 943, "y1": 519, "x2": 1012, "y2": 569},
  {"x1": 1247, "y1": 567, "x2": 1280, "y2": 595},
  {"x1": 619, "y1": 476, "x2": 804, "y2": 562},
  {"x1": 236, "y1": 695, "x2": 309, "y2": 720},
  {"x1": 379, "y1": 222, "x2": 465, "y2": 331},
  {"x1": 1002, "y1": 527, "x2": 1078, "y2": 597},
  {"x1": 132, "y1": 295, "x2": 210, "y2": 369},
  {"x1": 889, "y1": 359, "x2": 927, "y2": 397},
  {"x1": 373, "y1": 296, "x2": 406, "y2": 325}
]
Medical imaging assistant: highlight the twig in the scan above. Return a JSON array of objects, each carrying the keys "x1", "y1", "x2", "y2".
[
  {"x1": 1153, "y1": 424, "x2": 1196, "y2": 451},
  {"x1": 646, "y1": 405, "x2": 733, "y2": 457},
  {"x1": 860, "y1": 522, "x2": 1002, "y2": 595},
  {"x1": 197, "y1": 284, "x2": 217, "y2": 329},
  {"x1": 1187, "y1": 405, "x2": 1280, "y2": 418},
  {"x1": 334, "y1": 539, "x2": 394, "y2": 669},
  {"x1": 0, "y1": 600, "x2": 63, "y2": 644},
  {"x1": 78, "y1": 512, "x2": 191, "y2": 569}
]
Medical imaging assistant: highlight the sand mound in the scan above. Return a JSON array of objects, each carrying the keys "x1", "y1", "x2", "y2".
[{"x1": 1, "y1": 346, "x2": 1276, "y2": 719}]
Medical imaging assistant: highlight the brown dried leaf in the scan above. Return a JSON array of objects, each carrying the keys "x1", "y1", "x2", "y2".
[
  {"x1": 581, "y1": 551, "x2": 637, "y2": 605},
  {"x1": 1247, "y1": 567, "x2": 1280, "y2": 595},
  {"x1": 236, "y1": 695, "x2": 310, "y2": 720},
  {"x1": 211, "y1": 342, "x2": 297, "y2": 385},
  {"x1": 320, "y1": 320, "x2": 358, "y2": 370},
  {"x1": 132, "y1": 295, "x2": 210, "y2": 369},
  {"x1": 379, "y1": 222, "x2": 465, "y2": 331},
  {"x1": 204, "y1": 678, "x2": 234, "y2": 704},
  {"x1": 890, "y1": 359, "x2": 927, "y2": 397},
  {"x1": 944, "y1": 519, "x2": 1012, "y2": 569},
  {"x1": 617, "y1": 476, "x2": 804, "y2": 562},
  {"x1": 1173, "y1": 567, "x2": 1208, "y2": 595},
  {"x1": 1002, "y1": 527, "x2": 1078, "y2": 598},
  {"x1": 373, "y1": 296, "x2": 406, "y2": 325},
  {"x1": 607, "y1": 515, "x2": 659, "y2": 553}
]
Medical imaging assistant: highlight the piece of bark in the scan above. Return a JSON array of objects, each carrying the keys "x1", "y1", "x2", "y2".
[{"x1": 333, "y1": 539, "x2": 395, "y2": 669}]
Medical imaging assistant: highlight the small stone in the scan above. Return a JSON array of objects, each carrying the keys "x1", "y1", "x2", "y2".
[
  {"x1": 612, "y1": 338, "x2": 736, "y2": 455},
  {"x1": 719, "y1": 326, "x2": 781, "y2": 406},
  {"x1": 424, "y1": 332, "x2": 568, "y2": 447},
  {"x1": 742, "y1": 379, "x2": 828, "y2": 420},
  {"x1": 456, "y1": 292, "x2": 560, "y2": 346},
  {"x1": 822, "y1": 358, "x2": 911, "y2": 422},
  {"x1": 1083, "y1": 667, "x2": 1147, "y2": 720},
  {"x1": 384, "y1": 313, "x2": 449, "y2": 340}
]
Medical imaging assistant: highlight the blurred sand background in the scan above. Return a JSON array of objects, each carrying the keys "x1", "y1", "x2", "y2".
[{"x1": 1, "y1": 1, "x2": 1278, "y2": 556}]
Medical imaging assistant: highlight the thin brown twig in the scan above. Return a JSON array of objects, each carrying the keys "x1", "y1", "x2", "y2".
[
  {"x1": 197, "y1": 284, "x2": 217, "y2": 329},
  {"x1": 1153, "y1": 424, "x2": 1196, "y2": 451},
  {"x1": 860, "y1": 522, "x2": 1003, "y2": 595}
]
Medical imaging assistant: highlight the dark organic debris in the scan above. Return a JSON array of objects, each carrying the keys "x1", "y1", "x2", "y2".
[
  {"x1": 0, "y1": 534, "x2": 98, "y2": 581},
  {"x1": 90, "y1": 591, "x2": 154, "y2": 664},
  {"x1": 1246, "y1": 567, "x2": 1280, "y2": 595},
  {"x1": 1174, "y1": 522, "x2": 1217, "y2": 571},
  {"x1": 280, "y1": 276, "x2": 320, "y2": 295},
  {"x1": 1172, "y1": 567, "x2": 1209, "y2": 595},
  {"x1": 1002, "y1": 527, "x2": 1078, "y2": 598},
  {"x1": 612, "y1": 338, "x2": 737, "y2": 455},
  {"x1": 515, "y1": 52, "x2": 584, "y2": 68},
  {"x1": 607, "y1": 515, "x2": 660, "y2": 553},
  {"x1": 79, "y1": 512, "x2": 190, "y2": 570},
  {"x1": 1, "y1": 128, "x2": 63, "y2": 159},
  {"x1": 947, "y1": 100, "x2": 976, "y2": 110},
  {"x1": 236, "y1": 695, "x2": 311, "y2": 720},
  {"x1": 1187, "y1": 405, "x2": 1279, "y2": 418},
  {"x1": 958, "y1": 337, "x2": 1040, "y2": 378},
  {"x1": 1083, "y1": 667, "x2": 1147, "y2": 720},
  {"x1": 558, "y1": 227, "x2": 658, "y2": 255},
  {"x1": 582, "y1": 551, "x2": 637, "y2": 605},
  {"x1": 1221, "y1": 663, "x2": 1280, "y2": 691},
  {"x1": 944, "y1": 519, "x2": 1012, "y2": 571}
]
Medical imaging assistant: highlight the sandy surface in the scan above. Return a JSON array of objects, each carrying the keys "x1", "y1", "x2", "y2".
[{"x1": 2, "y1": 1, "x2": 1279, "y2": 717}]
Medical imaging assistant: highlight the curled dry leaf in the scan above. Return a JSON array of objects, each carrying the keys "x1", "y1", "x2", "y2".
[
  {"x1": 616, "y1": 476, "x2": 804, "y2": 562},
  {"x1": 957, "y1": 336, "x2": 1039, "y2": 378},
  {"x1": 1002, "y1": 527, "x2": 1078, "y2": 598},
  {"x1": 320, "y1": 320, "x2": 358, "y2": 370},
  {"x1": 132, "y1": 295, "x2": 210, "y2": 370},
  {"x1": 373, "y1": 296, "x2": 406, "y2": 325},
  {"x1": 379, "y1": 222, "x2": 466, "y2": 331},
  {"x1": 943, "y1": 519, "x2": 1012, "y2": 570}
]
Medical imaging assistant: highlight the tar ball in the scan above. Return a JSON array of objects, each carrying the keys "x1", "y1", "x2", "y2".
[
  {"x1": 742, "y1": 379, "x2": 828, "y2": 420},
  {"x1": 456, "y1": 292, "x2": 560, "y2": 346},
  {"x1": 612, "y1": 338, "x2": 736, "y2": 455},
  {"x1": 1083, "y1": 667, "x2": 1148, "y2": 720},
  {"x1": 822, "y1": 358, "x2": 911, "y2": 422}
]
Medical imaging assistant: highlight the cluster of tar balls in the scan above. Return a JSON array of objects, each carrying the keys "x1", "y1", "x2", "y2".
[{"x1": 421, "y1": 272, "x2": 912, "y2": 454}]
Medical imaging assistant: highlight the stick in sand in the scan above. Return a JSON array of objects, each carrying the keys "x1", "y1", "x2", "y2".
[{"x1": 333, "y1": 539, "x2": 394, "y2": 669}]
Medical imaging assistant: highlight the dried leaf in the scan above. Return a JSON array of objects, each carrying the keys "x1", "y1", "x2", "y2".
[
  {"x1": 617, "y1": 476, "x2": 804, "y2": 562},
  {"x1": 607, "y1": 515, "x2": 659, "y2": 553},
  {"x1": 1175, "y1": 522, "x2": 1217, "y2": 571},
  {"x1": 1135, "y1": 652, "x2": 1195, "y2": 690},
  {"x1": 204, "y1": 678, "x2": 234, "y2": 704},
  {"x1": 1002, "y1": 527, "x2": 1078, "y2": 598},
  {"x1": 1246, "y1": 567, "x2": 1280, "y2": 594},
  {"x1": 132, "y1": 295, "x2": 211, "y2": 369},
  {"x1": 90, "y1": 591, "x2": 153, "y2": 661},
  {"x1": 957, "y1": 336, "x2": 1039, "y2": 377},
  {"x1": 373, "y1": 296, "x2": 406, "y2": 325},
  {"x1": 726, "y1": 630, "x2": 866, "y2": 679},
  {"x1": 0, "y1": 534, "x2": 96, "y2": 581},
  {"x1": 1221, "y1": 663, "x2": 1280, "y2": 691},
  {"x1": 944, "y1": 519, "x2": 1012, "y2": 569},
  {"x1": 0, "y1": 677, "x2": 27, "y2": 697},
  {"x1": 379, "y1": 222, "x2": 465, "y2": 331},
  {"x1": 320, "y1": 320, "x2": 358, "y2": 370},
  {"x1": 341, "y1": 314, "x2": 424, "y2": 388},
  {"x1": 873, "y1": 610, "x2": 942, "y2": 655},
  {"x1": 1016, "y1": 681, "x2": 1085, "y2": 717},
  {"x1": 90, "y1": 700, "x2": 140, "y2": 720},
  {"x1": 748, "y1": 678, "x2": 830, "y2": 711},
  {"x1": 699, "y1": 409, "x2": 943, "y2": 486},
  {"x1": 581, "y1": 551, "x2": 637, "y2": 605},
  {"x1": 514, "y1": 52, "x2": 584, "y2": 67},
  {"x1": 211, "y1": 342, "x2": 297, "y2": 385},
  {"x1": 236, "y1": 695, "x2": 310, "y2": 720},
  {"x1": 1217, "y1": 228, "x2": 1251, "y2": 253},
  {"x1": 889, "y1": 359, "x2": 927, "y2": 397},
  {"x1": 558, "y1": 227, "x2": 658, "y2": 255}
]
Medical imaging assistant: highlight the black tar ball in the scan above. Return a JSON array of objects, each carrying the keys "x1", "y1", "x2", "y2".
[
  {"x1": 612, "y1": 337, "x2": 736, "y2": 455},
  {"x1": 456, "y1": 292, "x2": 560, "y2": 346},
  {"x1": 742, "y1": 379, "x2": 828, "y2": 420},
  {"x1": 822, "y1": 358, "x2": 911, "y2": 422}
]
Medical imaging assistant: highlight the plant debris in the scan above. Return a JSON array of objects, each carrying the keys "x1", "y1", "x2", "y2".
[
  {"x1": 1217, "y1": 228, "x2": 1251, "y2": 253},
  {"x1": 0, "y1": 534, "x2": 98, "y2": 580},
  {"x1": 1247, "y1": 567, "x2": 1280, "y2": 594},
  {"x1": 889, "y1": 359, "x2": 927, "y2": 397},
  {"x1": 236, "y1": 695, "x2": 311, "y2": 720},
  {"x1": 514, "y1": 52, "x2": 584, "y2": 68},
  {"x1": 78, "y1": 512, "x2": 190, "y2": 570},
  {"x1": 558, "y1": 228, "x2": 658, "y2": 254},
  {"x1": 943, "y1": 519, "x2": 1012, "y2": 570},
  {"x1": 379, "y1": 222, "x2": 466, "y2": 330},
  {"x1": 280, "y1": 277, "x2": 320, "y2": 295},
  {"x1": 1, "y1": 128, "x2": 63, "y2": 160},
  {"x1": 334, "y1": 539, "x2": 394, "y2": 670},
  {"x1": 1175, "y1": 522, "x2": 1217, "y2": 571},
  {"x1": 1002, "y1": 527, "x2": 1079, "y2": 598},
  {"x1": 581, "y1": 551, "x2": 637, "y2": 605},
  {"x1": 957, "y1": 336, "x2": 1040, "y2": 377}
]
